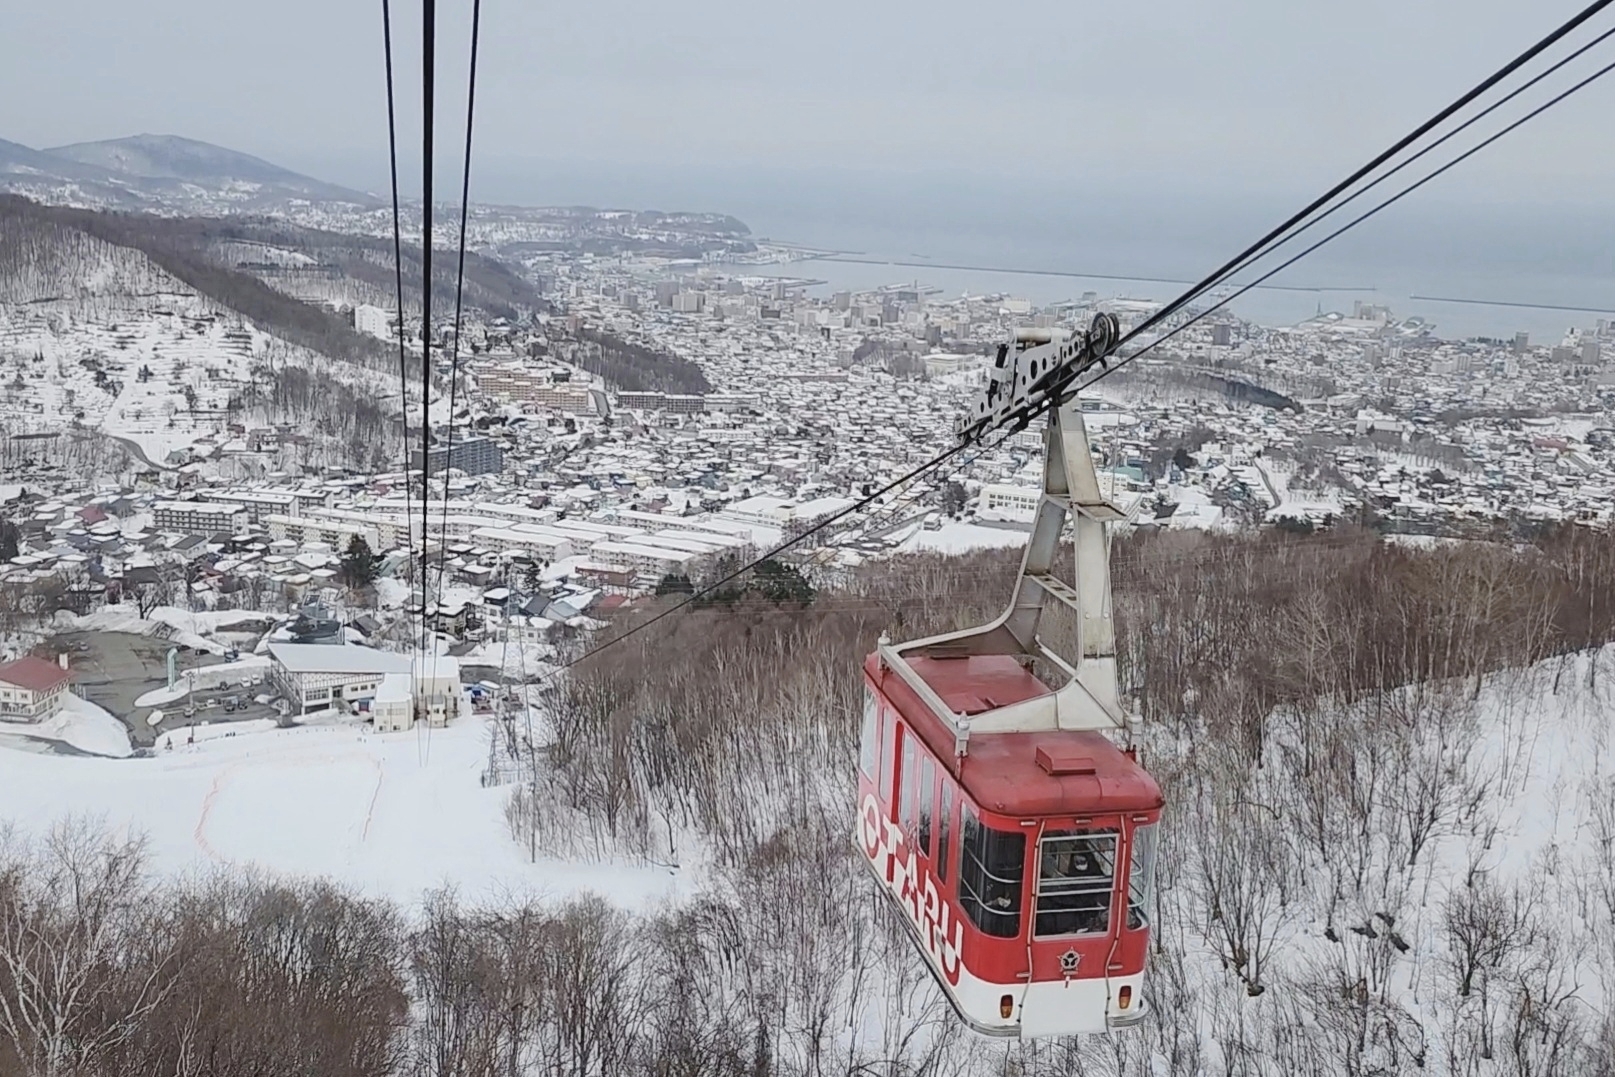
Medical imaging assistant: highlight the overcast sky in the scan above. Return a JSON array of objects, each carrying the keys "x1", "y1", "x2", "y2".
[
  {"x1": 6, "y1": 0, "x2": 1615, "y2": 294},
  {"x1": 6, "y1": 0, "x2": 1613, "y2": 195}
]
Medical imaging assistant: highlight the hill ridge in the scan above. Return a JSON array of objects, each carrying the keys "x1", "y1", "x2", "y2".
[{"x1": 1, "y1": 133, "x2": 378, "y2": 212}]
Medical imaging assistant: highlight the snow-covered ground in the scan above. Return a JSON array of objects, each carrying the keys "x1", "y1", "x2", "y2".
[
  {"x1": 898, "y1": 520, "x2": 1030, "y2": 555},
  {"x1": 0, "y1": 693, "x2": 132, "y2": 758},
  {"x1": 1261, "y1": 459, "x2": 1347, "y2": 522},
  {"x1": 54, "y1": 604, "x2": 272, "y2": 655},
  {"x1": 0, "y1": 715, "x2": 686, "y2": 909}
]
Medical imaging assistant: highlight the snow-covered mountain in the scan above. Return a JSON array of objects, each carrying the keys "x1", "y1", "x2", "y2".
[{"x1": 0, "y1": 133, "x2": 378, "y2": 214}]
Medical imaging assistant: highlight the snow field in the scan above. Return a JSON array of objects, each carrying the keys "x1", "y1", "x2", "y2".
[
  {"x1": 0, "y1": 716, "x2": 685, "y2": 910},
  {"x1": 0, "y1": 693, "x2": 133, "y2": 758}
]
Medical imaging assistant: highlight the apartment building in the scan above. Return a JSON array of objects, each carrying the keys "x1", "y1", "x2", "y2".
[
  {"x1": 202, "y1": 490, "x2": 298, "y2": 524},
  {"x1": 465, "y1": 526, "x2": 575, "y2": 562},
  {"x1": 152, "y1": 500, "x2": 249, "y2": 535},
  {"x1": 474, "y1": 363, "x2": 594, "y2": 413},
  {"x1": 410, "y1": 436, "x2": 504, "y2": 477},
  {"x1": 587, "y1": 540, "x2": 697, "y2": 579},
  {"x1": 266, "y1": 513, "x2": 381, "y2": 552}
]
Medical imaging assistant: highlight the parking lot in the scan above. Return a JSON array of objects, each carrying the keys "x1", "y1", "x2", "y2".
[{"x1": 47, "y1": 631, "x2": 282, "y2": 748}]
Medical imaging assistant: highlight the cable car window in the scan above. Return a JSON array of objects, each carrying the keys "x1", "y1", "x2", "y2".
[
  {"x1": 858, "y1": 690, "x2": 879, "y2": 779},
  {"x1": 1128, "y1": 822, "x2": 1158, "y2": 930},
  {"x1": 879, "y1": 710, "x2": 897, "y2": 808},
  {"x1": 1035, "y1": 830, "x2": 1117, "y2": 937},
  {"x1": 959, "y1": 805, "x2": 1025, "y2": 938},
  {"x1": 899, "y1": 729, "x2": 918, "y2": 839},
  {"x1": 917, "y1": 754, "x2": 935, "y2": 857},
  {"x1": 936, "y1": 782, "x2": 953, "y2": 881}
]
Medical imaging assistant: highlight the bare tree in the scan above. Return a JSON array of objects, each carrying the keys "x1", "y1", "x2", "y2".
[{"x1": 0, "y1": 819, "x2": 175, "y2": 1077}]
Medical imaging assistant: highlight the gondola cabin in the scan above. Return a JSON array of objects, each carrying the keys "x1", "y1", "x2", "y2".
[
  {"x1": 857, "y1": 651, "x2": 1162, "y2": 1037},
  {"x1": 854, "y1": 329, "x2": 1162, "y2": 1038}
]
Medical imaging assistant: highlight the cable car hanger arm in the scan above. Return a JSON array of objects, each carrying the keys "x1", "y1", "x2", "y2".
[{"x1": 879, "y1": 319, "x2": 1132, "y2": 757}]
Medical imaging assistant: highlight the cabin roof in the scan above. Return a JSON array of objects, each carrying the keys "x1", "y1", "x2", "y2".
[{"x1": 866, "y1": 653, "x2": 1163, "y2": 818}]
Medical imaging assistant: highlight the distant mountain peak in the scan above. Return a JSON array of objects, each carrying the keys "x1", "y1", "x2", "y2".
[
  {"x1": 0, "y1": 133, "x2": 378, "y2": 211},
  {"x1": 43, "y1": 134, "x2": 376, "y2": 204}
]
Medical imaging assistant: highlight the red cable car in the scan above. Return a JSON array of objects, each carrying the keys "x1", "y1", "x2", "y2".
[{"x1": 856, "y1": 328, "x2": 1162, "y2": 1037}]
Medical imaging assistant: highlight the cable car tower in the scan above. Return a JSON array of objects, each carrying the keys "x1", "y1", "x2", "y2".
[{"x1": 856, "y1": 315, "x2": 1162, "y2": 1038}]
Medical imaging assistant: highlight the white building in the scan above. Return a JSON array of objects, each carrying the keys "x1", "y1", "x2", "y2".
[
  {"x1": 587, "y1": 540, "x2": 697, "y2": 578},
  {"x1": 412, "y1": 655, "x2": 462, "y2": 728},
  {"x1": 466, "y1": 526, "x2": 575, "y2": 562},
  {"x1": 152, "y1": 500, "x2": 249, "y2": 535},
  {"x1": 266, "y1": 643, "x2": 462, "y2": 728},
  {"x1": 977, "y1": 484, "x2": 1041, "y2": 526},
  {"x1": 202, "y1": 490, "x2": 298, "y2": 524},
  {"x1": 355, "y1": 304, "x2": 394, "y2": 339},
  {"x1": 267, "y1": 514, "x2": 385, "y2": 553},
  {"x1": 370, "y1": 673, "x2": 414, "y2": 732},
  {"x1": 0, "y1": 655, "x2": 72, "y2": 722}
]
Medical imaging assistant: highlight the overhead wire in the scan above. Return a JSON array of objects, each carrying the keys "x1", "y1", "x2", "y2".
[
  {"x1": 416, "y1": 0, "x2": 437, "y2": 765},
  {"x1": 1096, "y1": 0, "x2": 1615, "y2": 363},
  {"x1": 490, "y1": 4, "x2": 1615, "y2": 687},
  {"x1": 379, "y1": 0, "x2": 417, "y2": 652},
  {"x1": 543, "y1": 532, "x2": 1401, "y2": 639},
  {"x1": 1073, "y1": 51, "x2": 1615, "y2": 402},
  {"x1": 428, "y1": 0, "x2": 483, "y2": 711},
  {"x1": 435, "y1": 0, "x2": 482, "y2": 603},
  {"x1": 1183, "y1": 20, "x2": 1615, "y2": 304},
  {"x1": 419, "y1": 0, "x2": 437, "y2": 661},
  {"x1": 536, "y1": 442, "x2": 968, "y2": 678}
]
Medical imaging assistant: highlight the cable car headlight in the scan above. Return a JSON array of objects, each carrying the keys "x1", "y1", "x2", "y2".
[
  {"x1": 1118, "y1": 986, "x2": 1133, "y2": 1010},
  {"x1": 999, "y1": 994, "x2": 1014, "y2": 1020}
]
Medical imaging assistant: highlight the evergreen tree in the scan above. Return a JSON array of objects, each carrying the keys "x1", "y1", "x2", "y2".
[
  {"x1": 339, "y1": 534, "x2": 380, "y2": 589},
  {"x1": 655, "y1": 573, "x2": 695, "y2": 597},
  {"x1": 0, "y1": 520, "x2": 18, "y2": 563},
  {"x1": 747, "y1": 560, "x2": 815, "y2": 606}
]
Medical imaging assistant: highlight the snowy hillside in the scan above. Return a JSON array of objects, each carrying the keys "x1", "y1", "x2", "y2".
[
  {"x1": 1, "y1": 133, "x2": 377, "y2": 213},
  {"x1": 0, "y1": 205, "x2": 400, "y2": 465},
  {"x1": 0, "y1": 212, "x2": 195, "y2": 311}
]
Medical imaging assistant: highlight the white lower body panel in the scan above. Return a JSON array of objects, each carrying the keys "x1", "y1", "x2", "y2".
[{"x1": 859, "y1": 842, "x2": 1145, "y2": 1037}]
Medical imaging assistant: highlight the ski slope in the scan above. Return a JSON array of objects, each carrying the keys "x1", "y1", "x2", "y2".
[{"x1": 0, "y1": 716, "x2": 686, "y2": 909}]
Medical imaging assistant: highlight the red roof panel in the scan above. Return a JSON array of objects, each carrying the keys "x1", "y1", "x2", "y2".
[
  {"x1": 0, "y1": 655, "x2": 71, "y2": 694},
  {"x1": 867, "y1": 652, "x2": 1162, "y2": 818}
]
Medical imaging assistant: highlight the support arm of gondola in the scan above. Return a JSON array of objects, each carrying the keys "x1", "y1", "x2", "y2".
[{"x1": 882, "y1": 320, "x2": 1133, "y2": 753}]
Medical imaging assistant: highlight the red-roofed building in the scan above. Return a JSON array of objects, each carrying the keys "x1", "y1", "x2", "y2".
[{"x1": 0, "y1": 655, "x2": 73, "y2": 722}]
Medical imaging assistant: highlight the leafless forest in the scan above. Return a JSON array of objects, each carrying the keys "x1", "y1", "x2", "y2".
[{"x1": 7, "y1": 527, "x2": 1615, "y2": 1076}]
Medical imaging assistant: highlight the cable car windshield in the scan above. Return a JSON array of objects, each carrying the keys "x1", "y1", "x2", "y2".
[{"x1": 1035, "y1": 829, "x2": 1118, "y2": 937}]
